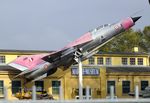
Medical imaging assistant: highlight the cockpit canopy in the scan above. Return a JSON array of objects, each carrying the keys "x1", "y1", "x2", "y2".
[
  {"x1": 90, "y1": 24, "x2": 110, "y2": 33},
  {"x1": 96, "y1": 24, "x2": 110, "y2": 30}
]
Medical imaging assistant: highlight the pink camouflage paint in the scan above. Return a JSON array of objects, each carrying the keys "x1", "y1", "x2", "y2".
[
  {"x1": 65, "y1": 32, "x2": 93, "y2": 48},
  {"x1": 121, "y1": 17, "x2": 134, "y2": 30},
  {"x1": 12, "y1": 54, "x2": 49, "y2": 70},
  {"x1": 10, "y1": 32, "x2": 93, "y2": 71},
  {"x1": 8, "y1": 16, "x2": 141, "y2": 81}
]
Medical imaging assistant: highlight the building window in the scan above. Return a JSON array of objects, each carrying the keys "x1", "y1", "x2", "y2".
[
  {"x1": 122, "y1": 58, "x2": 128, "y2": 65},
  {"x1": 35, "y1": 81, "x2": 44, "y2": 92},
  {"x1": 107, "y1": 81, "x2": 115, "y2": 94},
  {"x1": 0, "y1": 56, "x2": 5, "y2": 64},
  {"x1": 141, "y1": 81, "x2": 148, "y2": 90},
  {"x1": 130, "y1": 58, "x2": 135, "y2": 65},
  {"x1": 106, "y1": 58, "x2": 111, "y2": 65},
  {"x1": 138, "y1": 58, "x2": 143, "y2": 65},
  {"x1": 0, "y1": 81, "x2": 4, "y2": 95},
  {"x1": 88, "y1": 57, "x2": 95, "y2": 65},
  {"x1": 12, "y1": 80, "x2": 21, "y2": 94},
  {"x1": 52, "y1": 81, "x2": 61, "y2": 95},
  {"x1": 97, "y1": 57, "x2": 103, "y2": 65},
  {"x1": 122, "y1": 81, "x2": 130, "y2": 94},
  {"x1": 17, "y1": 56, "x2": 20, "y2": 58}
]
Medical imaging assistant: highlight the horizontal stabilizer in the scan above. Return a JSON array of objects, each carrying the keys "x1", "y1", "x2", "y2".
[
  {"x1": 31, "y1": 73, "x2": 47, "y2": 82},
  {"x1": 8, "y1": 63, "x2": 28, "y2": 71}
]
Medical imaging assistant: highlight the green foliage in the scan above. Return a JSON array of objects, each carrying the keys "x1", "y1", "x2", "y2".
[
  {"x1": 100, "y1": 26, "x2": 150, "y2": 52},
  {"x1": 140, "y1": 26, "x2": 150, "y2": 51}
]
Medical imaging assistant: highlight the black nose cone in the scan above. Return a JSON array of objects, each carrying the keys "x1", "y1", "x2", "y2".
[{"x1": 131, "y1": 16, "x2": 142, "y2": 23}]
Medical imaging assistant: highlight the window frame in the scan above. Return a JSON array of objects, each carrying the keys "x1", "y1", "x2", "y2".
[
  {"x1": 0, "y1": 56, "x2": 5, "y2": 64},
  {"x1": 97, "y1": 57, "x2": 103, "y2": 65},
  {"x1": 141, "y1": 80, "x2": 148, "y2": 91},
  {"x1": 122, "y1": 81, "x2": 130, "y2": 94},
  {"x1": 52, "y1": 80, "x2": 61, "y2": 95},
  {"x1": 11, "y1": 80, "x2": 21, "y2": 94},
  {"x1": 122, "y1": 58, "x2": 128, "y2": 65},
  {"x1": 138, "y1": 58, "x2": 143, "y2": 65},
  {"x1": 107, "y1": 80, "x2": 116, "y2": 95},
  {"x1": 88, "y1": 57, "x2": 95, "y2": 65},
  {"x1": 0, "y1": 80, "x2": 4, "y2": 95},
  {"x1": 35, "y1": 80, "x2": 44, "y2": 92},
  {"x1": 106, "y1": 58, "x2": 112, "y2": 65},
  {"x1": 130, "y1": 58, "x2": 135, "y2": 65}
]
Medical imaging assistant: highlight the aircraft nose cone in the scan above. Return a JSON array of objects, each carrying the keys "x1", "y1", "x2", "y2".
[{"x1": 131, "y1": 16, "x2": 142, "y2": 23}]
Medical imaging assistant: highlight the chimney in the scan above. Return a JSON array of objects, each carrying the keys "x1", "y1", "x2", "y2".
[{"x1": 133, "y1": 47, "x2": 139, "y2": 52}]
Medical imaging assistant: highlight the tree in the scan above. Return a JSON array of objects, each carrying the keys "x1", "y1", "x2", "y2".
[
  {"x1": 139, "y1": 26, "x2": 150, "y2": 51},
  {"x1": 100, "y1": 29, "x2": 144, "y2": 52}
]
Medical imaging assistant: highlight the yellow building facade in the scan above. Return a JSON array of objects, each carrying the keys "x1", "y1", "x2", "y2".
[{"x1": 0, "y1": 50, "x2": 150, "y2": 100}]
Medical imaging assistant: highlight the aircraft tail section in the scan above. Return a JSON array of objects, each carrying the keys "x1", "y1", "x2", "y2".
[
  {"x1": 8, "y1": 54, "x2": 49, "y2": 71},
  {"x1": 9, "y1": 62, "x2": 29, "y2": 71}
]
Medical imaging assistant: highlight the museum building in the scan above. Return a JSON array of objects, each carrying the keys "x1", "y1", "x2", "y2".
[{"x1": 0, "y1": 49, "x2": 150, "y2": 100}]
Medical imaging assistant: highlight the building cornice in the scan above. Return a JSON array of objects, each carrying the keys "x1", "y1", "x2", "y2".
[{"x1": 0, "y1": 49, "x2": 55, "y2": 55}]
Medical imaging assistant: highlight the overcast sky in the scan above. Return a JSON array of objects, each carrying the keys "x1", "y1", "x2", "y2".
[{"x1": 0, "y1": 0, "x2": 149, "y2": 51}]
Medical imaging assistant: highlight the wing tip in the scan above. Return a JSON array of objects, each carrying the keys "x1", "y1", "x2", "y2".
[{"x1": 8, "y1": 63, "x2": 28, "y2": 71}]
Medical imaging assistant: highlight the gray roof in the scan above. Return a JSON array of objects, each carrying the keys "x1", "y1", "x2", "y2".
[
  {"x1": 0, "y1": 49, "x2": 54, "y2": 53},
  {"x1": 106, "y1": 66, "x2": 150, "y2": 73},
  {"x1": 98, "y1": 52, "x2": 149, "y2": 56},
  {"x1": 0, "y1": 49, "x2": 54, "y2": 55},
  {"x1": 0, "y1": 49, "x2": 149, "y2": 55}
]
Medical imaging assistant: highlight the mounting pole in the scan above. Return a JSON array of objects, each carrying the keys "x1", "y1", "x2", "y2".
[
  {"x1": 78, "y1": 57, "x2": 83, "y2": 100},
  {"x1": 74, "y1": 51, "x2": 83, "y2": 100}
]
